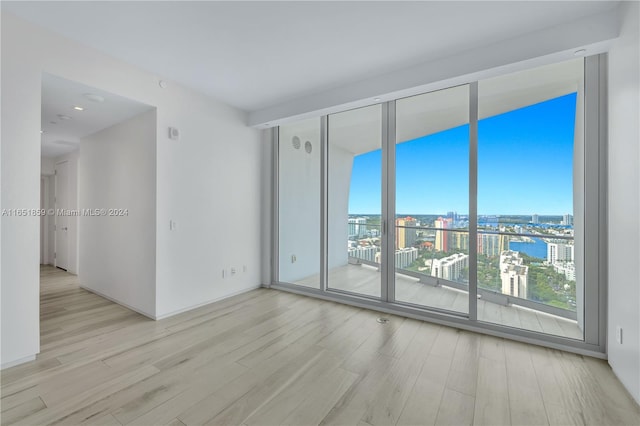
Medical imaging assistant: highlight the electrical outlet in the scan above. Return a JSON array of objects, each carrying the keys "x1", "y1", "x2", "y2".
[
  {"x1": 616, "y1": 326, "x2": 623, "y2": 344},
  {"x1": 291, "y1": 254, "x2": 297, "y2": 263},
  {"x1": 231, "y1": 267, "x2": 237, "y2": 276},
  {"x1": 222, "y1": 269, "x2": 226, "y2": 279}
]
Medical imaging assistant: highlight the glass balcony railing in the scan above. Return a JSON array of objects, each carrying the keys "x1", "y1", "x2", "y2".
[{"x1": 346, "y1": 222, "x2": 577, "y2": 321}]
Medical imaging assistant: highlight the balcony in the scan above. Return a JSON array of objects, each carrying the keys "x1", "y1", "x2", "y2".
[
  {"x1": 288, "y1": 224, "x2": 581, "y2": 341},
  {"x1": 293, "y1": 262, "x2": 581, "y2": 340}
]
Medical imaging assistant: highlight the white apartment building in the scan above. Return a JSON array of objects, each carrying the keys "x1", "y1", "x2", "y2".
[
  {"x1": 430, "y1": 253, "x2": 469, "y2": 281},
  {"x1": 500, "y1": 251, "x2": 529, "y2": 298},
  {"x1": 547, "y1": 241, "x2": 575, "y2": 263}
]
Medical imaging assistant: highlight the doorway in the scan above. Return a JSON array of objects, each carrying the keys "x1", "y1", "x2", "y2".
[
  {"x1": 38, "y1": 73, "x2": 156, "y2": 349},
  {"x1": 54, "y1": 160, "x2": 69, "y2": 271}
]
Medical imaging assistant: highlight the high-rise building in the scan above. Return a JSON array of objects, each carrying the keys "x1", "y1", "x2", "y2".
[
  {"x1": 395, "y1": 247, "x2": 419, "y2": 269},
  {"x1": 348, "y1": 245, "x2": 377, "y2": 262},
  {"x1": 450, "y1": 231, "x2": 469, "y2": 251},
  {"x1": 446, "y1": 211, "x2": 459, "y2": 223},
  {"x1": 430, "y1": 253, "x2": 469, "y2": 282},
  {"x1": 348, "y1": 217, "x2": 367, "y2": 238},
  {"x1": 547, "y1": 241, "x2": 574, "y2": 263},
  {"x1": 500, "y1": 251, "x2": 528, "y2": 298},
  {"x1": 434, "y1": 217, "x2": 453, "y2": 252},
  {"x1": 562, "y1": 214, "x2": 574, "y2": 226},
  {"x1": 396, "y1": 217, "x2": 417, "y2": 249},
  {"x1": 553, "y1": 262, "x2": 576, "y2": 281},
  {"x1": 478, "y1": 233, "x2": 510, "y2": 257},
  {"x1": 532, "y1": 214, "x2": 539, "y2": 224}
]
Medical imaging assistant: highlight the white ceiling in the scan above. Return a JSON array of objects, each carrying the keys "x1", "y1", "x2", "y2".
[
  {"x1": 41, "y1": 74, "x2": 154, "y2": 157},
  {"x1": 3, "y1": 1, "x2": 618, "y2": 113}
]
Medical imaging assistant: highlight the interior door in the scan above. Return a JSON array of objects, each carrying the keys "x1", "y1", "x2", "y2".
[{"x1": 55, "y1": 161, "x2": 69, "y2": 271}]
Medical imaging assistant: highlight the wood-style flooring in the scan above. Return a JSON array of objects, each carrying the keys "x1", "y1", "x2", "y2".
[{"x1": 1, "y1": 266, "x2": 638, "y2": 425}]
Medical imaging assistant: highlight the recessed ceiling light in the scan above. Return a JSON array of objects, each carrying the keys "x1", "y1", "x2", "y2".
[
  {"x1": 574, "y1": 49, "x2": 587, "y2": 56},
  {"x1": 83, "y1": 93, "x2": 105, "y2": 103},
  {"x1": 40, "y1": 130, "x2": 44, "y2": 134},
  {"x1": 159, "y1": 80, "x2": 167, "y2": 89},
  {"x1": 374, "y1": 97, "x2": 381, "y2": 102},
  {"x1": 73, "y1": 106, "x2": 84, "y2": 111},
  {"x1": 57, "y1": 114, "x2": 72, "y2": 120}
]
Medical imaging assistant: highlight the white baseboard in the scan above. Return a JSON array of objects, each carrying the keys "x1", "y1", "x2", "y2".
[
  {"x1": 79, "y1": 285, "x2": 156, "y2": 320},
  {"x1": 155, "y1": 285, "x2": 262, "y2": 320},
  {"x1": 80, "y1": 284, "x2": 262, "y2": 321},
  {"x1": 2, "y1": 354, "x2": 36, "y2": 370}
]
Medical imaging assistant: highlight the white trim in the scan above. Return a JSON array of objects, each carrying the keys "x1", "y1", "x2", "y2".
[
  {"x1": 79, "y1": 285, "x2": 156, "y2": 320},
  {"x1": 1, "y1": 355, "x2": 37, "y2": 370},
  {"x1": 155, "y1": 285, "x2": 262, "y2": 320}
]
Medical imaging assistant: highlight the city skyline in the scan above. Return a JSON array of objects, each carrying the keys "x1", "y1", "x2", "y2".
[{"x1": 348, "y1": 93, "x2": 577, "y2": 215}]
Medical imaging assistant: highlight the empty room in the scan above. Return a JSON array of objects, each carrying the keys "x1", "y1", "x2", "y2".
[{"x1": 1, "y1": 1, "x2": 639, "y2": 425}]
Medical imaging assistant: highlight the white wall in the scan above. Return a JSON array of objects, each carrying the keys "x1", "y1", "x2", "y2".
[
  {"x1": 153, "y1": 86, "x2": 262, "y2": 319},
  {"x1": 80, "y1": 110, "x2": 156, "y2": 317},
  {"x1": 41, "y1": 157, "x2": 54, "y2": 175},
  {"x1": 327, "y1": 144, "x2": 353, "y2": 270},
  {"x1": 1, "y1": 13, "x2": 262, "y2": 366},
  {"x1": 1, "y1": 15, "x2": 42, "y2": 367},
  {"x1": 607, "y1": 1, "x2": 640, "y2": 404}
]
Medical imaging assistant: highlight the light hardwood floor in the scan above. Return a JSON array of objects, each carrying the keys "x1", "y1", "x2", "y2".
[{"x1": 1, "y1": 266, "x2": 638, "y2": 426}]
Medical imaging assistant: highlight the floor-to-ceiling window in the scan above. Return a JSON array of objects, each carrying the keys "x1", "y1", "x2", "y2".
[
  {"x1": 277, "y1": 118, "x2": 321, "y2": 288},
  {"x1": 476, "y1": 59, "x2": 584, "y2": 338},
  {"x1": 327, "y1": 104, "x2": 382, "y2": 298},
  {"x1": 273, "y1": 56, "x2": 605, "y2": 354},
  {"x1": 394, "y1": 85, "x2": 470, "y2": 314}
]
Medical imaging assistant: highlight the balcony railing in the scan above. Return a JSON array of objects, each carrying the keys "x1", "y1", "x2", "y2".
[{"x1": 347, "y1": 222, "x2": 577, "y2": 321}]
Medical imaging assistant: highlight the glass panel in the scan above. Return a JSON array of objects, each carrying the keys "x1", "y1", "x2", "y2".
[
  {"x1": 327, "y1": 104, "x2": 382, "y2": 298},
  {"x1": 477, "y1": 58, "x2": 584, "y2": 339},
  {"x1": 278, "y1": 118, "x2": 321, "y2": 288},
  {"x1": 394, "y1": 85, "x2": 470, "y2": 313}
]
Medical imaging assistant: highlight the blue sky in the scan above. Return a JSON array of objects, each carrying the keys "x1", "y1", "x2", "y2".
[{"x1": 349, "y1": 93, "x2": 577, "y2": 215}]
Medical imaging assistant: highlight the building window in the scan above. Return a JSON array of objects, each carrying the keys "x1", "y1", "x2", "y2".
[{"x1": 274, "y1": 55, "x2": 606, "y2": 354}]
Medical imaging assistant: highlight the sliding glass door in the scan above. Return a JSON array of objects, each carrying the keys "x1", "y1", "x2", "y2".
[
  {"x1": 274, "y1": 56, "x2": 604, "y2": 353},
  {"x1": 277, "y1": 118, "x2": 321, "y2": 289},
  {"x1": 327, "y1": 104, "x2": 383, "y2": 298},
  {"x1": 475, "y1": 59, "x2": 584, "y2": 339},
  {"x1": 393, "y1": 85, "x2": 470, "y2": 314}
]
